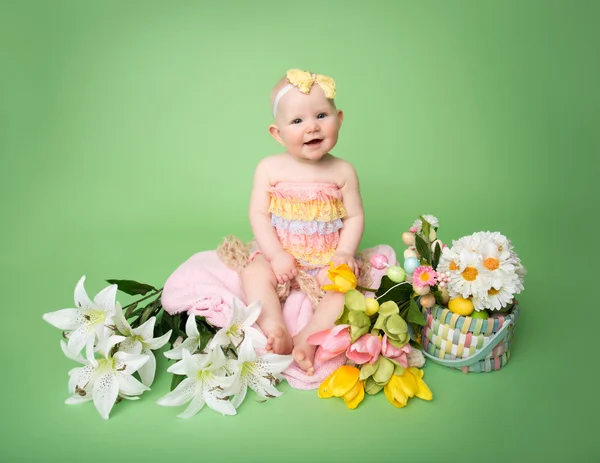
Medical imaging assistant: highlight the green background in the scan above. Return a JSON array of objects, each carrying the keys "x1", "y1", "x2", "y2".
[{"x1": 1, "y1": 0, "x2": 597, "y2": 461}]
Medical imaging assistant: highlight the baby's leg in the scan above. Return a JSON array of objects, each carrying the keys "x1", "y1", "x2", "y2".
[
  {"x1": 292, "y1": 290, "x2": 345, "y2": 375},
  {"x1": 240, "y1": 254, "x2": 293, "y2": 355}
]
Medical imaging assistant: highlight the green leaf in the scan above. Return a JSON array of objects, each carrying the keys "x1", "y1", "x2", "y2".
[
  {"x1": 170, "y1": 374, "x2": 185, "y2": 391},
  {"x1": 420, "y1": 215, "x2": 431, "y2": 243},
  {"x1": 138, "y1": 297, "x2": 162, "y2": 326},
  {"x1": 415, "y1": 234, "x2": 431, "y2": 265},
  {"x1": 106, "y1": 279, "x2": 157, "y2": 296},
  {"x1": 196, "y1": 317, "x2": 216, "y2": 351},
  {"x1": 432, "y1": 241, "x2": 442, "y2": 269},
  {"x1": 375, "y1": 276, "x2": 412, "y2": 304},
  {"x1": 406, "y1": 298, "x2": 427, "y2": 326},
  {"x1": 124, "y1": 302, "x2": 138, "y2": 319},
  {"x1": 345, "y1": 289, "x2": 366, "y2": 312}
]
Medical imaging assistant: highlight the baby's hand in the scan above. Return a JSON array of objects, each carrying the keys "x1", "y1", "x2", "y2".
[
  {"x1": 332, "y1": 251, "x2": 359, "y2": 276},
  {"x1": 270, "y1": 250, "x2": 298, "y2": 285}
]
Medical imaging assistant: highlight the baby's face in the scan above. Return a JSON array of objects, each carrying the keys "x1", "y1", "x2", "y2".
[{"x1": 273, "y1": 86, "x2": 343, "y2": 162}]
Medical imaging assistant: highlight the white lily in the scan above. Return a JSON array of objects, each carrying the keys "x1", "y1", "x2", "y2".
[
  {"x1": 163, "y1": 313, "x2": 201, "y2": 360},
  {"x1": 157, "y1": 347, "x2": 237, "y2": 417},
  {"x1": 209, "y1": 299, "x2": 267, "y2": 350},
  {"x1": 112, "y1": 303, "x2": 171, "y2": 387},
  {"x1": 43, "y1": 276, "x2": 117, "y2": 364},
  {"x1": 64, "y1": 327, "x2": 150, "y2": 420},
  {"x1": 222, "y1": 337, "x2": 293, "y2": 408}
]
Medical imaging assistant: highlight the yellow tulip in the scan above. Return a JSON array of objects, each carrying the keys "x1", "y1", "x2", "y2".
[
  {"x1": 317, "y1": 365, "x2": 365, "y2": 410},
  {"x1": 321, "y1": 263, "x2": 357, "y2": 293},
  {"x1": 383, "y1": 367, "x2": 432, "y2": 408}
]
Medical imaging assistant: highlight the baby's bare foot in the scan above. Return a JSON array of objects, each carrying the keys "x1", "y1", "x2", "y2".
[
  {"x1": 259, "y1": 319, "x2": 293, "y2": 355},
  {"x1": 292, "y1": 335, "x2": 316, "y2": 376}
]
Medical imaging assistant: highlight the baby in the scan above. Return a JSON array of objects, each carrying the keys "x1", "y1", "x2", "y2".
[{"x1": 241, "y1": 69, "x2": 364, "y2": 374}]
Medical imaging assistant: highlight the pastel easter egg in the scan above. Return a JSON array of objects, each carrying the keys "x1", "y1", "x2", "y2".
[
  {"x1": 370, "y1": 254, "x2": 389, "y2": 270},
  {"x1": 404, "y1": 249, "x2": 418, "y2": 259},
  {"x1": 471, "y1": 310, "x2": 489, "y2": 319},
  {"x1": 402, "y1": 232, "x2": 415, "y2": 246},
  {"x1": 386, "y1": 266, "x2": 406, "y2": 283},
  {"x1": 403, "y1": 257, "x2": 420, "y2": 274}
]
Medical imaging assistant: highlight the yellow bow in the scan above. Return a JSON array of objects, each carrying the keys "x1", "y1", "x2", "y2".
[{"x1": 286, "y1": 69, "x2": 336, "y2": 99}]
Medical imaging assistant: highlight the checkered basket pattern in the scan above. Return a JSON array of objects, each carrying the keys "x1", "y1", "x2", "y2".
[{"x1": 421, "y1": 303, "x2": 519, "y2": 373}]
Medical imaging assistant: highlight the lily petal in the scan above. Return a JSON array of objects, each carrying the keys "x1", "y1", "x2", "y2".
[
  {"x1": 204, "y1": 386, "x2": 236, "y2": 416},
  {"x1": 74, "y1": 276, "x2": 94, "y2": 309},
  {"x1": 118, "y1": 373, "x2": 150, "y2": 396},
  {"x1": 249, "y1": 375, "x2": 281, "y2": 399},
  {"x1": 145, "y1": 330, "x2": 171, "y2": 350},
  {"x1": 42, "y1": 309, "x2": 79, "y2": 330},
  {"x1": 137, "y1": 349, "x2": 156, "y2": 387},
  {"x1": 118, "y1": 337, "x2": 142, "y2": 355},
  {"x1": 92, "y1": 371, "x2": 119, "y2": 420},
  {"x1": 230, "y1": 383, "x2": 248, "y2": 409},
  {"x1": 68, "y1": 365, "x2": 95, "y2": 394},
  {"x1": 177, "y1": 393, "x2": 206, "y2": 419},
  {"x1": 112, "y1": 303, "x2": 131, "y2": 336},
  {"x1": 184, "y1": 313, "x2": 200, "y2": 338},
  {"x1": 237, "y1": 338, "x2": 257, "y2": 363},
  {"x1": 114, "y1": 352, "x2": 149, "y2": 375},
  {"x1": 241, "y1": 299, "x2": 262, "y2": 327},
  {"x1": 131, "y1": 317, "x2": 155, "y2": 340},
  {"x1": 156, "y1": 377, "x2": 197, "y2": 407},
  {"x1": 93, "y1": 284, "x2": 117, "y2": 315},
  {"x1": 65, "y1": 394, "x2": 93, "y2": 405}
]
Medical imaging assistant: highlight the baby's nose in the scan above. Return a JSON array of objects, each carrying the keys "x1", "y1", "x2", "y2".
[{"x1": 307, "y1": 121, "x2": 321, "y2": 132}]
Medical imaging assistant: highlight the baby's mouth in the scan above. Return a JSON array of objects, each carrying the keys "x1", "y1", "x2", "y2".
[{"x1": 304, "y1": 138, "x2": 323, "y2": 146}]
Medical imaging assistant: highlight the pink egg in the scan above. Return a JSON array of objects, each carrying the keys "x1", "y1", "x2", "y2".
[{"x1": 370, "y1": 254, "x2": 389, "y2": 270}]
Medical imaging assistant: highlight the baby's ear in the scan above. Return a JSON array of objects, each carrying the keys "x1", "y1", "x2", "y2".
[
  {"x1": 337, "y1": 109, "x2": 344, "y2": 126},
  {"x1": 269, "y1": 124, "x2": 284, "y2": 145}
]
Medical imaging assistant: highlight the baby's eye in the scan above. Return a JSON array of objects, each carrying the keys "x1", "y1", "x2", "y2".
[
  {"x1": 292, "y1": 118, "x2": 302, "y2": 124},
  {"x1": 317, "y1": 113, "x2": 327, "y2": 119}
]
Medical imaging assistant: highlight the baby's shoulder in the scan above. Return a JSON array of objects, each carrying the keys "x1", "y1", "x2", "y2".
[{"x1": 326, "y1": 155, "x2": 358, "y2": 177}]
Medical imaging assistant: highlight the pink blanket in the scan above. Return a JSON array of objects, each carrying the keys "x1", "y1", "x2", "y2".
[{"x1": 161, "y1": 245, "x2": 397, "y2": 389}]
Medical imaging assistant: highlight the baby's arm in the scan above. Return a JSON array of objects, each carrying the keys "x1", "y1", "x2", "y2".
[
  {"x1": 249, "y1": 159, "x2": 298, "y2": 284},
  {"x1": 333, "y1": 161, "x2": 365, "y2": 275}
]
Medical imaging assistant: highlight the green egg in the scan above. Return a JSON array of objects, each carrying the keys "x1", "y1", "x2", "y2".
[{"x1": 471, "y1": 310, "x2": 489, "y2": 319}]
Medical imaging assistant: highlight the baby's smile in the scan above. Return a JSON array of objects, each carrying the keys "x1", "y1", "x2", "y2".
[{"x1": 304, "y1": 138, "x2": 323, "y2": 146}]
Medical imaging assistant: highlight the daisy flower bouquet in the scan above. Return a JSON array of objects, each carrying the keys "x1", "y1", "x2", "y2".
[
  {"x1": 390, "y1": 215, "x2": 525, "y2": 372},
  {"x1": 43, "y1": 277, "x2": 292, "y2": 420}
]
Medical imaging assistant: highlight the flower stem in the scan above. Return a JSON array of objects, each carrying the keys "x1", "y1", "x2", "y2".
[
  {"x1": 122, "y1": 288, "x2": 163, "y2": 311},
  {"x1": 356, "y1": 284, "x2": 378, "y2": 293}
]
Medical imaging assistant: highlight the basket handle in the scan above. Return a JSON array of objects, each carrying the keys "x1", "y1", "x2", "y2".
[{"x1": 421, "y1": 317, "x2": 513, "y2": 368}]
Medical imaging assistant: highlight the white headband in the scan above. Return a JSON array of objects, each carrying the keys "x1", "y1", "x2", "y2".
[{"x1": 272, "y1": 84, "x2": 294, "y2": 118}]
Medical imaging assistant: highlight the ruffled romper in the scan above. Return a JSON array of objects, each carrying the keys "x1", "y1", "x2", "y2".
[{"x1": 252, "y1": 182, "x2": 346, "y2": 275}]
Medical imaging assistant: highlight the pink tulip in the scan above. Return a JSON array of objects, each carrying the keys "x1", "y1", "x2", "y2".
[
  {"x1": 381, "y1": 334, "x2": 411, "y2": 369},
  {"x1": 346, "y1": 334, "x2": 382, "y2": 365},
  {"x1": 307, "y1": 324, "x2": 352, "y2": 362}
]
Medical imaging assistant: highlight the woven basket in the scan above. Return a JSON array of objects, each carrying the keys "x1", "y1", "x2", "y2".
[{"x1": 420, "y1": 303, "x2": 519, "y2": 373}]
